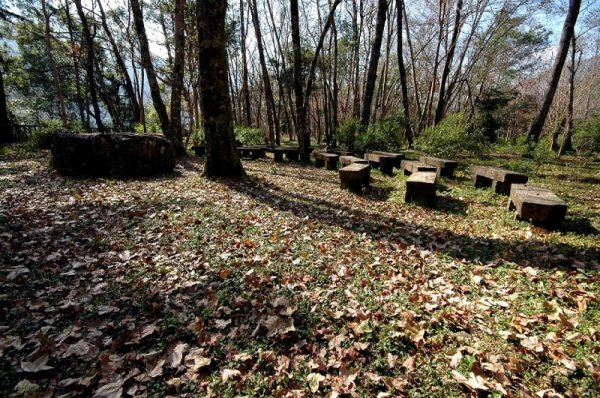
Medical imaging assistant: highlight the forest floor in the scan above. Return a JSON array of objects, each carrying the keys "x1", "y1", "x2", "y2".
[{"x1": 1, "y1": 144, "x2": 599, "y2": 398}]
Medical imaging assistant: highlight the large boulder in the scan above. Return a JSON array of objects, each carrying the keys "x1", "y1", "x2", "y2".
[{"x1": 51, "y1": 132, "x2": 176, "y2": 177}]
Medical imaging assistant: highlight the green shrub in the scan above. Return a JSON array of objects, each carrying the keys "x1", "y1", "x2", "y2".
[
  {"x1": 573, "y1": 117, "x2": 600, "y2": 154},
  {"x1": 190, "y1": 127, "x2": 205, "y2": 146},
  {"x1": 355, "y1": 116, "x2": 405, "y2": 153},
  {"x1": 417, "y1": 113, "x2": 488, "y2": 157},
  {"x1": 334, "y1": 118, "x2": 360, "y2": 149},
  {"x1": 31, "y1": 119, "x2": 63, "y2": 149},
  {"x1": 234, "y1": 125, "x2": 264, "y2": 145}
]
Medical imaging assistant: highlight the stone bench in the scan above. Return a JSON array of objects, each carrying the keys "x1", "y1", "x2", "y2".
[
  {"x1": 340, "y1": 155, "x2": 369, "y2": 167},
  {"x1": 472, "y1": 165, "x2": 528, "y2": 195},
  {"x1": 405, "y1": 172, "x2": 437, "y2": 206},
  {"x1": 419, "y1": 155, "x2": 458, "y2": 177},
  {"x1": 268, "y1": 147, "x2": 313, "y2": 162},
  {"x1": 371, "y1": 151, "x2": 404, "y2": 168},
  {"x1": 364, "y1": 152, "x2": 396, "y2": 174},
  {"x1": 400, "y1": 160, "x2": 437, "y2": 175},
  {"x1": 238, "y1": 145, "x2": 266, "y2": 160},
  {"x1": 314, "y1": 151, "x2": 339, "y2": 170},
  {"x1": 330, "y1": 148, "x2": 354, "y2": 156},
  {"x1": 339, "y1": 163, "x2": 371, "y2": 192},
  {"x1": 508, "y1": 184, "x2": 567, "y2": 228}
]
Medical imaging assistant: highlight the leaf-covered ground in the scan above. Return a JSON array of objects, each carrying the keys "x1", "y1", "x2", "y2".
[{"x1": 1, "y1": 145, "x2": 599, "y2": 398}]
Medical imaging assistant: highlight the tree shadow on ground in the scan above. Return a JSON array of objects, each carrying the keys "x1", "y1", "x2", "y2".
[
  {"x1": 559, "y1": 214, "x2": 599, "y2": 236},
  {"x1": 226, "y1": 178, "x2": 600, "y2": 271}
]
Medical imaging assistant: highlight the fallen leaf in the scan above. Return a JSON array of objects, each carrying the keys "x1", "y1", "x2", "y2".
[
  {"x1": 307, "y1": 373, "x2": 325, "y2": 393},
  {"x1": 20, "y1": 355, "x2": 53, "y2": 372}
]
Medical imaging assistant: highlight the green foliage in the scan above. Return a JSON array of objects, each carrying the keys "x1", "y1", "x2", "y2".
[
  {"x1": 190, "y1": 127, "x2": 205, "y2": 146},
  {"x1": 531, "y1": 137, "x2": 557, "y2": 172},
  {"x1": 133, "y1": 108, "x2": 161, "y2": 134},
  {"x1": 573, "y1": 117, "x2": 600, "y2": 154},
  {"x1": 355, "y1": 116, "x2": 405, "y2": 153},
  {"x1": 31, "y1": 119, "x2": 63, "y2": 149},
  {"x1": 417, "y1": 113, "x2": 488, "y2": 157},
  {"x1": 234, "y1": 125, "x2": 264, "y2": 146},
  {"x1": 334, "y1": 118, "x2": 360, "y2": 149}
]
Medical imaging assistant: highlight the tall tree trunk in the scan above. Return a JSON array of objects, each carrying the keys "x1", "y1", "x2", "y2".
[
  {"x1": 63, "y1": 0, "x2": 86, "y2": 127},
  {"x1": 170, "y1": 0, "x2": 186, "y2": 155},
  {"x1": 249, "y1": 0, "x2": 277, "y2": 146},
  {"x1": 0, "y1": 59, "x2": 12, "y2": 142},
  {"x1": 528, "y1": 0, "x2": 581, "y2": 144},
  {"x1": 434, "y1": 0, "x2": 463, "y2": 125},
  {"x1": 291, "y1": 0, "x2": 310, "y2": 159},
  {"x1": 97, "y1": 0, "x2": 141, "y2": 126},
  {"x1": 360, "y1": 0, "x2": 388, "y2": 128},
  {"x1": 396, "y1": 0, "x2": 413, "y2": 147},
  {"x1": 42, "y1": 0, "x2": 68, "y2": 128},
  {"x1": 351, "y1": 0, "x2": 363, "y2": 121},
  {"x1": 196, "y1": 0, "x2": 246, "y2": 178},
  {"x1": 74, "y1": 0, "x2": 106, "y2": 131},
  {"x1": 130, "y1": 0, "x2": 174, "y2": 143},
  {"x1": 239, "y1": 0, "x2": 252, "y2": 126},
  {"x1": 560, "y1": 35, "x2": 578, "y2": 155}
]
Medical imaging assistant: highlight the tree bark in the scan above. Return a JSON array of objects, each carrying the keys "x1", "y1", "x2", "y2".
[
  {"x1": 291, "y1": 0, "x2": 310, "y2": 159},
  {"x1": 42, "y1": 0, "x2": 68, "y2": 128},
  {"x1": 248, "y1": 0, "x2": 277, "y2": 146},
  {"x1": 74, "y1": 0, "x2": 106, "y2": 131},
  {"x1": 0, "y1": 59, "x2": 12, "y2": 142},
  {"x1": 196, "y1": 0, "x2": 246, "y2": 178},
  {"x1": 396, "y1": 0, "x2": 413, "y2": 147},
  {"x1": 239, "y1": 0, "x2": 252, "y2": 126},
  {"x1": 560, "y1": 35, "x2": 578, "y2": 155},
  {"x1": 130, "y1": 0, "x2": 174, "y2": 143},
  {"x1": 527, "y1": 0, "x2": 581, "y2": 144},
  {"x1": 63, "y1": 0, "x2": 86, "y2": 127},
  {"x1": 170, "y1": 0, "x2": 186, "y2": 156},
  {"x1": 360, "y1": 0, "x2": 388, "y2": 128},
  {"x1": 97, "y1": 0, "x2": 141, "y2": 126}
]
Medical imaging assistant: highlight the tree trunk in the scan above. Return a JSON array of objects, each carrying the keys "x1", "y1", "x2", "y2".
[
  {"x1": 63, "y1": 0, "x2": 87, "y2": 127},
  {"x1": 249, "y1": 0, "x2": 277, "y2": 146},
  {"x1": 239, "y1": 0, "x2": 252, "y2": 126},
  {"x1": 527, "y1": 0, "x2": 581, "y2": 144},
  {"x1": 560, "y1": 35, "x2": 578, "y2": 156},
  {"x1": 360, "y1": 0, "x2": 388, "y2": 128},
  {"x1": 434, "y1": 0, "x2": 463, "y2": 125},
  {"x1": 170, "y1": 0, "x2": 186, "y2": 156},
  {"x1": 291, "y1": 0, "x2": 310, "y2": 159},
  {"x1": 196, "y1": 0, "x2": 246, "y2": 178},
  {"x1": 0, "y1": 60, "x2": 12, "y2": 142},
  {"x1": 74, "y1": 0, "x2": 106, "y2": 131},
  {"x1": 97, "y1": 0, "x2": 141, "y2": 126},
  {"x1": 130, "y1": 0, "x2": 174, "y2": 144},
  {"x1": 396, "y1": 0, "x2": 413, "y2": 147},
  {"x1": 42, "y1": 0, "x2": 68, "y2": 128}
]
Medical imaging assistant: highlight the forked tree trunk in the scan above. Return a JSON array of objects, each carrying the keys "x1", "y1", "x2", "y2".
[
  {"x1": 97, "y1": 0, "x2": 141, "y2": 126},
  {"x1": 291, "y1": 0, "x2": 310, "y2": 159},
  {"x1": 249, "y1": 0, "x2": 277, "y2": 146},
  {"x1": 170, "y1": 0, "x2": 186, "y2": 156},
  {"x1": 74, "y1": 0, "x2": 106, "y2": 131},
  {"x1": 396, "y1": 0, "x2": 413, "y2": 147},
  {"x1": 42, "y1": 0, "x2": 68, "y2": 128},
  {"x1": 528, "y1": 0, "x2": 581, "y2": 144},
  {"x1": 130, "y1": 0, "x2": 176, "y2": 146},
  {"x1": 360, "y1": 0, "x2": 388, "y2": 128},
  {"x1": 196, "y1": 0, "x2": 246, "y2": 178}
]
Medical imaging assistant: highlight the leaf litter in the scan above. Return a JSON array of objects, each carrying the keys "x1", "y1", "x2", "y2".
[{"x1": 0, "y1": 150, "x2": 599, "y2": 397}]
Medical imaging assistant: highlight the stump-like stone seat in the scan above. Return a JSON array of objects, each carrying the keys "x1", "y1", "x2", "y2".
[
  {"x1": 339, "y1": 163, "x2": 371, "y2": 192},
  {"x1": 405, "y1": 172, "x2": 437, "y2": 206},
  {"x1": 191, "y1": 145, "x2": 205, "y2": 157},
  {"x1": 419, "y1": 155, "x2": 458, "y2": 177},
  {"x1": 364, "y1": 152, "x2": 396, "y2": 174},
  {"x1": 371, "y1": 151, "x2": 405, "y2": 168},
  {"x1": 472, "y1": 165, "x2": 528, "y2": 195},
  {"x1": 51, "y1": 132, "x2": 175, "y2": 176},
  {"x1": 330, "y1": 148, "x2": 354, "y2": 156},
  {"x1": 340, "y1": 155, "x2": 369, "y2": 167},
  {"x1": 238, "y1": 145, "x2": 266, "y2": 160},
  {"x1": 508, "y1": 184, "x2": 567, "y2": 228},
  {"x1": 268, "y1": 147, "x2": 313, "y2": 162},
  {"x1": 401, "y1": 160, "x2": 436, "y2": 175},
  {"x1": 314, "y1": 151, "x2": 339, "y2": 170}
]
